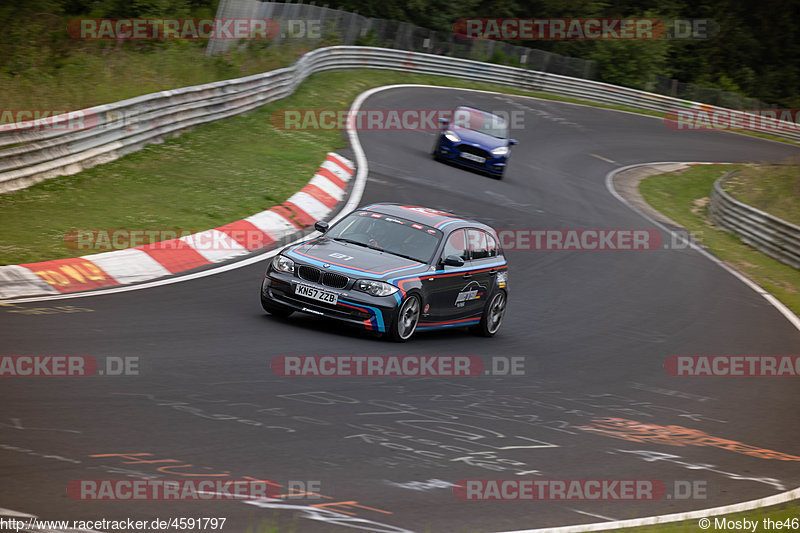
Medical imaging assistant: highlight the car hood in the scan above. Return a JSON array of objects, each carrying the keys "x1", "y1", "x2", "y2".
[
  {"x1": 452, "y1": 126, "x2": 507, "y2": 150},
  {"x1": 286, "y1": 238, "x2": 429, "y2": 280}
]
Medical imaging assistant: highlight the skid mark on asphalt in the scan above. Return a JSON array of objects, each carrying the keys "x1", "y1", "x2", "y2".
[
  {"x1": 1, "y1": 302, "x2": 93, "y2": 315},
  {"x1": 0, "y1": 418, "x2": 82, "y2": 434},
  {"x1": 628, "y1": 382, "x2": 713, "y2": 403}
]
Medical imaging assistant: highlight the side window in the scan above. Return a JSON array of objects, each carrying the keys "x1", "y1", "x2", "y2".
[
  {"x1": 486, "y1": 232, "x2": 499, "y2": 257},
  {"x1": 443, "y1": 229, "x2": 469, "y2": 261},
  {"x1": 467, "y1": 229, "x2": 492, "y2": 260}
]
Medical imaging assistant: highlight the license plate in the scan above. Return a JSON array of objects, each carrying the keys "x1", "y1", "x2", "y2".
[
  {"x1": 295, "y1": 284, "x2": 338, "y2": 305},
  {"x1": 461, "y1": 152, "x2": 486, "y2": 163}
]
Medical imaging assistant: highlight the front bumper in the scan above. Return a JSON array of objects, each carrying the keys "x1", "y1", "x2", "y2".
[
  {"x1": 261, "y1": 270, "x2": 399, "y2": 333},
  {"x1": 435, "y1": 139, "x2": 508, "y2": 175}
]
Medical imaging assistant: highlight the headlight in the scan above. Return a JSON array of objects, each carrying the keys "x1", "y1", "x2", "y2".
[
  {"x1": 491, "y1": 145, "x2": 510, "y2": 156},
  {"x1": 354, "y1": 279, "x2": 399, "y2": 297},
  {"x1": 444, "y1": 130, "x2": 460, "y2": 143},
  {"x1": 271, "y1": 254, "x2": 295, "y2": 274}
]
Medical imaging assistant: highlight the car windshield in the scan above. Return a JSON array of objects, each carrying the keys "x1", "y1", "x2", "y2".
[
  {"x1": 329, "y1": 212, "x2": 443, "y2": 263},
  {"x1": 452, "y1": 108, "x2": 508, "y2": 138}
]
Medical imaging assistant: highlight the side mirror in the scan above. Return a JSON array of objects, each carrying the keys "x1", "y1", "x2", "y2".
[
  {"x1": 442, "y1": 255, "x2": 465, "y2": 267},
  {"x1": 439, "y1": 118, "x2": 450, "y2": 126},
  {"x1": 508, "y1": 139, "x2": 518, "y2": 146},
  {"x1": 314, "y1": 221, "x2": 329, "y2": 233}
]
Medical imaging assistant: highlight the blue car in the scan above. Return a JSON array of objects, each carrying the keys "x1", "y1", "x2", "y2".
[{"x1": 432, "y1": 106, "x2": 518, "y2": 179}]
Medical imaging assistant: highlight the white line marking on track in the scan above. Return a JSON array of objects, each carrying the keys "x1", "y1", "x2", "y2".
[
  {"x1": 0, "y1": 507, "x2": 35, "y2": 518},
  {"x1": 0, "y1": 87, "x2": 374, "y2": 304},
  {"x1": 5, "y1": 84, "x2": 798, "y2": 533},
  {"x1": 590, "y1": 153, "x2": 617, "y2": 164},
  {"x1": 498, "y1": 488, "x2": 800, "y2": 533},
  {"x1": 568, "y1": 509, "x2": 617, "y2": 521},
  {"x1": 5, "y1": 84, "x2": 794, "y2": 303},
  {"x1": 485, "y1": 161, "x2": 800, "y2": 533},
  {"x1": 605, "y1": 161, "x2": 800, "y2": 333}
]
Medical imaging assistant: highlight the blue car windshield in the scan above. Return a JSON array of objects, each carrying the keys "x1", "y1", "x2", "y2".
[
  {"x1": 329, "y1": 212, "x2": 442, "y2": 263},
  {"x1": 452, "y1": 108, "x2": 508, "y2": 138}
]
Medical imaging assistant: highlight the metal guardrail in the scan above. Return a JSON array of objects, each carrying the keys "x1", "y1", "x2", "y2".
[
  {"x1": 3, "y1": 45, "x2": 800, "y2": 193},
  {"x1": 709, "y1": 171, "x2": 800, "y2": 269},
  {"x1": 207, "y1": 1, "x2": 596, "y2": 79}
]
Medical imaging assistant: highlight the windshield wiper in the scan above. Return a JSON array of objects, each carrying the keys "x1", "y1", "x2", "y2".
[
  {"x1": 333, "y1": 237, "x2": 370, "y2": 247},
  {"x1": 383, "y1": 250, "x2": 422, "y2": 262},
  {"x1": 333, "y1": 237, "x2": 384, "y2": 252}
]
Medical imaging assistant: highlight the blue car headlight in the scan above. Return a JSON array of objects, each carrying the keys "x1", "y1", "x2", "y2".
[
  {"x1": 272, "y1": 254, "x2": 295, "y2": 274},
  {"x1": 491, "y1": 146, "x2": 510, "y2": 156},
  {"x1": 444, "y1": 130, "x2": 460, "y2": 143},
  {"x1": 355, "y1": 280, "x2": 399, "y2": 297}
]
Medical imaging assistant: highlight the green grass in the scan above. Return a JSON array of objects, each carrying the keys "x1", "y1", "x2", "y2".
[
  {"x1": 0, "y1": 65, "x2": 752, "y2": 266},
  {"x1": 1, "y1": 67, "x2": 654, "y2": 265},
  {"x1": 2, "y1": 37, "x2": 798, "y2": 148},
  {"x1": 2, "y1": 62, "x2": 800, "y2": 268},
  {"x1": 724, "y1": 164, "x2": 800, "y2": 225},
  {"x1": 0, "y1": 40, "x2": 327, "y2": 113},
  {"x1": 639, "y1": 164, "x2": 800, "y2": 316},
  {"x1": 0, "y1": 69, "x2": 362, "y2": 265}
]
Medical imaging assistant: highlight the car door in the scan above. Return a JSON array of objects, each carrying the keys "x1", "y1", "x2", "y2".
[
  {"x1": 425, "y1": 228, "x2": 473, "y2": 321},
  {"x1": 461, "y1": 229, "x2": 499, "y2": 317}
]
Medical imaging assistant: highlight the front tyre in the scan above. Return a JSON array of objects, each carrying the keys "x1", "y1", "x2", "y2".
[
  {"x1": 432, "y1": 138, "x2": 443, "y2": 161},
  {"x1": 388, "y1": 294, "x2": 421, "y2": 342},
  {"x1": 472, "y1": 291, "x2": 506, "y2": 337}
]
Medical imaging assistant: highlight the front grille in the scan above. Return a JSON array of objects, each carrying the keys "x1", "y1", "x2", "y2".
[
  {"x1": 322, "y1": 272, "x2": 348, "y2": 289},
  {"x1": 457, "y1": 144, "x2": 491, "y2": 159},
  {"x1": 298, "y1": 265, "x2": 321, "y2": 282},
  {"x1": 297, "y1": 264, "x2": 349, "y2": 289}
]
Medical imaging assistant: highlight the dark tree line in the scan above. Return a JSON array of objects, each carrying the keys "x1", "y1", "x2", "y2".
[
  {"x1": 2, "y1": 0, "x2": 798, "y2": 106},
  {"x1": 330, "y1": 0, "x2": 800, "y2": 107}
]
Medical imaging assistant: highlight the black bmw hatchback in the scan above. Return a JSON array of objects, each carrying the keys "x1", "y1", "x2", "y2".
[{"x1": 260, "y1": 204, "x2": 509, "y2": 342}]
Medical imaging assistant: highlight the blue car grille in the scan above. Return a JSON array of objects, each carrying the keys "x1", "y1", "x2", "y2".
[{"x1": 457, "y1": 145, "x2": 491, "y2": 159}]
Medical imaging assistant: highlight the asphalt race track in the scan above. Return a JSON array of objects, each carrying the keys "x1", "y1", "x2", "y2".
[{"x1": 2, "y1": 86, "x2": 800, "y2": 533}]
